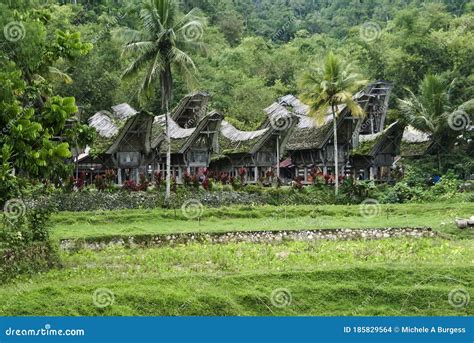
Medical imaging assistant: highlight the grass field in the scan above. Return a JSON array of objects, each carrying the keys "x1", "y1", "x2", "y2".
[
  {"x1": 1, "y1": 238, "x2": 473, "y2": 316},
  {"x1": 1, "y1": 202, "x2": 473, "y2": 316},
  {"x1": 51, "y1": 202, "x2": 474, "y2": 240}
]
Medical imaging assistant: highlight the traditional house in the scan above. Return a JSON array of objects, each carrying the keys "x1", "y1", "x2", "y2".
[
  {"x1": 152, "y1": 110, "x2": 223, "y2": 182},
  {"x1": 79, "y1": 82, "x2": 407, "y2": 186},
  {"x1": 265, "y1": 81, "x2": 393, "y2": 183},
  {"x1": 75, "y1": 103, "x2": 140, "y2": 182},
  {"x1": 209, "y1": 112, "x2": 298, "y2": 183},
  {"x1": 350, "y1": 121, "x2": 403, "y2": 181},
  {"x1": 79, "y1": 92, "x2": 218, "y2": 184}
]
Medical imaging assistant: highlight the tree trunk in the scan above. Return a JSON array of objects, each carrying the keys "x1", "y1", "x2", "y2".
[
  {"x1": 165, "y1": 101, "x2": 171, "y2": 202},
  {"x1": 332, "y1": 104, "x2": 339, "y2": 195},
  {"x1": 161, "y1": 64, "x2": 173, "y2": 203}
]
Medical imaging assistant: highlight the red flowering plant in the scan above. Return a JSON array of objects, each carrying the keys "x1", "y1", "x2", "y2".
[
  {"x1": 207, "y1": 170, "x2": 216, "y2": 182},
  {"x1": 104, "y1": 169, "x2": 116, "y2": 188},
  {"x1": 138, "y1": 173, "x2": 149, "y2": 191},
  {"x1": 122, "y1": 179, "x2": 139, "y2": 191},
  {"x1": 75, "y1": 172, "x2": 85, "y2": 191},
  {"x1": 238, "y1": 167, "x2": 247, "y2": 184},
  {"x1": 94, "y1": 174, "x2": 107, "y2": 191},
  {"x1": 219, "y1": 172, "x2": 229, "y2": 185},
  {"x1": 202, "y1": 177, "x2": 210, "y2": 191},
  {"x1": 191, "y1": 174, "x2": 199, "y2": 188},
  {"x1": 183, "y1": 171, "x2": 192, "y2": 187},
  {"x1": 154, "y1": 171, "x2": 163, "y2": 189}
]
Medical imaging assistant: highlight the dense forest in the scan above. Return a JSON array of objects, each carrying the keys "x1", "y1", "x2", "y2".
[{"x1": 0, "y1": 0, "x2": 473, "y2": 195}]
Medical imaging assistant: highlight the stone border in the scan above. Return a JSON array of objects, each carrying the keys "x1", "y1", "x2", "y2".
[{"x1": 60, "y1": 227, "x2": 436, "y2": 251}]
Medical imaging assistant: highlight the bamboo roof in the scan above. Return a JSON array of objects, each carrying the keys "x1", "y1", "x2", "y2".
[
  {"x1": 400, "y1": 126, "x2": 432, "y2": 157},
  {"x1": 352, "y1": 121, "x2": 400, "y2": 156},
  {"x1": 111, "y1": 103, "x2": 138, "y2": 120},
  {"x1": 270, "y1": 81, "x2": 392, "y2": 151},
  {"x1": 221, "y1": 120, "x2": 268, "y2": 141},
  {"x1": 88, "y1": 111, "x2": 119, "y2": 138},
  {"x1": 402, "y1": 126, "x2": 431, "y2": 143},
  {"x1": 153, "y1": 115, "x2": 196, "y2": 139}
]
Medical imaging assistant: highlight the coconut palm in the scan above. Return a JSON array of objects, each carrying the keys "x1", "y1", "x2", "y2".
[
  {"x1": 300, "y1": 52, "x2": 367, "y2": 195},
  {"x1": 398, "y1": 74, "x2": 473, "y2": 170},
  {"x1": 120, "y1": 0, "x2": 205, "y2": 200}
]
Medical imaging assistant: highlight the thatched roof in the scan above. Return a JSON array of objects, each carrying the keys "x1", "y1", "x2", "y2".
[
  {"x1": 106, "y1": 111, "x2": 154, "y2": 155},
  {"x1": 217, "y1": 120, "x2": 269, "y2": 155},
  {"x1": 88, "y1": 111, "x2": 119, "y2": 138},
  {"x1": 221, "y1": 120, "x2": 268, "y2": 141},
  {"x1": 153, "y1": 111, "x2": 223, "y2": 154},
  {"x1": 170, "y1": 91, "x2": 210, "y2": 127},
  {"x1": 271, "y1": 97, "x2": 341, "y2": 150},
  {"x1": 268, "y1": 81, "x2": 392, "y2": 151},
  {"x1": 88, "y1": 103, "x2": 139, "y2": 155},
  {"x1": 279, "y1": 94, "x2": 309, "y2": 115},
  {"x1": 111, "y1": 103, "x2": 138, "y2": 120},
  {"x1": 400, "y1": 125, "x2": 432, "y2": 157},
  {"x1": 402, "y1": 126, "x2": 431, "y2": 143},
  {"x1": 286, "y1": 122, "x2": 334, "y2": 150},
  {"x1": 352, "y1": 121, "x2": 400, "y2": 156},
  {"x1": 153, "y1": 115, "x2": 196, "y2": 139}
]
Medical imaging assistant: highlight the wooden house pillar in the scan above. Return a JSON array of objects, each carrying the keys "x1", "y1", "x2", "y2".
[
  {"x1": 369, "y1": 167, "x2": 375, "y2": 180},
  {"x1": 134, "y1": 168, "x2": 139, "y2": 182},
  {"x1": 117, "y1": 168, "x2": 122, "y2": 185},
  {"x1": 254, "y1": 166, "x2": 258, "y2": 183},
  {"x1": 276, "y1": 136, "x2": 280, "y2": 178}
]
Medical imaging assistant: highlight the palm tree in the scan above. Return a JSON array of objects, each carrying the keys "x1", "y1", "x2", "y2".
[
  {"x1": 300, "y1": 52, "x2": 367, "y2": 195},
  {"x1": 120, "y1": 0, "x2": 205, "y2": 201},
  {"x1": 398, "y1": 74, "x2": 473, "y2": 171}
]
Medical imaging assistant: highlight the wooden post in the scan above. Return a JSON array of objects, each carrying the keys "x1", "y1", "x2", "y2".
[
  {"x1": 117, "y1": 168, "x2": 122, "y2": 185},
  {"x1": 276, "y1": 136, "x2": 280, "y2": 178}
]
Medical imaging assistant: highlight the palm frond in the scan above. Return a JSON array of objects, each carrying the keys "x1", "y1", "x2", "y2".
[
  {"x1": 121, "y1": 49, "x2": 157, "y2": 79},
  {"x1": 118, "y1": 28, "x2": 148, "y2": 45},
  {"x1": 122, "y1": 41, "x2": 155, "y2": 55}
]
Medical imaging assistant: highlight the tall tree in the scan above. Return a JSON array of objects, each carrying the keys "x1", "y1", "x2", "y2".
[
  {"x1": 398, "y1": 74, "x2": 473, "y2": 171},
  {"x1": 300, "y1": 52, "x2": 367, "y2": 195},
  {"x1": 120, "y1": 0, "x2": 205, "y2": 201}
]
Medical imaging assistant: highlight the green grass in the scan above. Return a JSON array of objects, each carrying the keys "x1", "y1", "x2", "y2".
[
  {"x1": 1, "y1": 238, "x2": 472, "y2": 316},
  {"x1": 51, "y1": 202, "x2": 474, "y2": 240}
]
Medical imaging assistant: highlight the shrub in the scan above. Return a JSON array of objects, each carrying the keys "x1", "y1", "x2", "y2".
[
  {"x1": 292, "y1": 176, "x2": 304, "y2": 190},
  {"x1": 238, "y1": 168, "x2": 246, "y2": 184},
  {"x1": 203, "y1": 177, "x2": 214, "y2": 191},
  {"x1": 94, "y1": 175, "x2": 106, "y2": 191},
  {"x1": 430, "y1": 171, "x2": 460, "y2": 196},
  {"x1": 138, "y1": 173, "x2": 149, "y2": 191},
  {"x1": 183, "y1": 171, "x2": 192, "y2": 186},
  {"x1": 122, "y1": 180, "x2": 139, "y2": 192},
  {"x1": 222, "y1": 184, "x2": 233, "y2": 192},
  {"x1": 245, "y1": 184, "x2": 263, "y2": 194},
  {"x1": 1, "y1": 197, "x2": 58, "y2": 284},
  {"x1": 154, "y1": 171, "x2": 163, "y2": 189}
]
